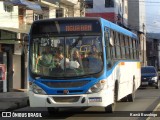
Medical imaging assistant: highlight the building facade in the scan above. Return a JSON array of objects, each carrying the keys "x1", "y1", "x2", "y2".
[
  {"x1": 128, "y1": 0, "x2": 147, "y2": 66},
  {"x1": 85, "y1": 0, "x2": 147, "y2": 66},
  {"x1": 85, "y1": 0, "x2": 128, "y2": 27},
  {"x1": 146, "y1": 33, "x2": 160, "y2": 70},
  {"x1": 0, "y1": 0, "x2": 82, "y2": 92}
]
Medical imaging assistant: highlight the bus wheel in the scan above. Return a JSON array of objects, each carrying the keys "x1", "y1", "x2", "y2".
[
  {"x1": 105, "y1": 82, "x2": 118, "y2": 113},
  {"x1": 127, "y1": 81, "x2": 135, "y2": 102},
  {"x1": 47, "y1": 107, "x2": 59, "y2": 115},
  {"x1": 105, "y1": 103, "x2": 115, "y2": 113},
  {"x1": 121, "y1": 96, "x2": 128, "y2": 102}
]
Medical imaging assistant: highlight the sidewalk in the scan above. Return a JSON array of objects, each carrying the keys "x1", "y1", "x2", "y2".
[{"x1": 0, "y1": 92, "x2": 29, "y2": 112}]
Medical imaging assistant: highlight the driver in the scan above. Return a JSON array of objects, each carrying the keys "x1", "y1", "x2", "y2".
[{"x1": 54, "y1": 51, "x2": 80, "y2": 69}]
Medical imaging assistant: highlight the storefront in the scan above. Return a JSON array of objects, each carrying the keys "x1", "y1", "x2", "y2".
[{"x1": 0, "y1": 28, "x2": 27, "y2": 92}]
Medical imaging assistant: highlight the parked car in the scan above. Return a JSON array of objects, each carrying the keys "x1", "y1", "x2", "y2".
[{"x1": 141, "y1": 66, "x2": 159, "y2": 89}]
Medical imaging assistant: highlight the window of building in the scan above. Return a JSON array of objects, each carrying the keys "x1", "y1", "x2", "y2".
[
  {"x1": 56, "y1": 8, "x2": 64, "y2": 18},
  {"x1": 85, "y1": 0, "x2": 93, "y2": 9},
  {"x1": 105, "y1": 0, "x2": 114, "y2": 8},
  {"x1": 125, "y1": 6, "x2": 128, "y2": 14},
  {"x1": 4, "y1": 4, "x2": 13, "y2": 12},
  {"x1": 34, "y1": 14, "x2": 43, "y2": 21},
  {"x1": 0, "y1": 30, "x2": 16, "y2": 40}
]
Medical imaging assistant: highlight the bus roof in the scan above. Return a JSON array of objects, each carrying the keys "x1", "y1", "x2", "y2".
[
  {"x1": 100, "y1": 17, "x2": 137, "y2": 39},
  {"x1": 31, "y1": 17, "x2": 137, "y2": 39}
]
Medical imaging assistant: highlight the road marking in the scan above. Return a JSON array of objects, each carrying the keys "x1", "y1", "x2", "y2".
[{"x1": 146, "y1": 103, "x2": 160, "y2": 120}]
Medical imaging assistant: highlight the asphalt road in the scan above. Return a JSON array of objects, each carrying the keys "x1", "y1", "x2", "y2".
[{"x1": 14, "y1": 87, "x2": 160, "y2": 120}]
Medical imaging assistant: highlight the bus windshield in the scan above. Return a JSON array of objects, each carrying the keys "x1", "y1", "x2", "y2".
[{"x1": 29, "y1": 35, "x2": 103, "y2": 78}]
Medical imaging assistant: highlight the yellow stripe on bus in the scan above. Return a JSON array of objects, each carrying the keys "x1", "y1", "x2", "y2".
[
  {"x1": 137, "y1": 62, "x2": 141, "y2": 69},
  {"x1": 119, "y1": 62, "x2": 125, "y2": 66}
]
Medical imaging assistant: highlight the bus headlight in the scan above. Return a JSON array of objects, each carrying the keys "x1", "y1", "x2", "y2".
[
  {"x1": 87, "y1": 80, "x2": 106, "y2": 93},
  {"x1": 30, "y1": 83, "x2": 47, "y2": 95}
]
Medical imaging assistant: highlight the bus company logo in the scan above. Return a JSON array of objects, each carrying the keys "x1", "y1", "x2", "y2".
[
  {"x1": 63, "y1": 89, "x2": 69, "y2": 94},
  {"x1": 2, "y1": 112, "x2": 11, "y2": 117}
]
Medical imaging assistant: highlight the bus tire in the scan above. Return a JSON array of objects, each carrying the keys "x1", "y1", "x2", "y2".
[
  {"x1": 105, "y1": 81, "x2": 118, "y2": 113},
  {"x1": 127, "y1": 80, "x2": 135, "y2": 102},
  {"x1": 105, "y1": 103, "x2": 115, "y2": 113},
  {"x1": 47, "y1": 107, "x2": 59, "y2": 115},
  {"x1": 121, "y1": 96, "x2": 128, "y2": 102}
]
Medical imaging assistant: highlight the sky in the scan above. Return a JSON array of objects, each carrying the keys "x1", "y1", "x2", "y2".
[{"x1": 145, "y1": 0, "x2": 160, "y2": 33}]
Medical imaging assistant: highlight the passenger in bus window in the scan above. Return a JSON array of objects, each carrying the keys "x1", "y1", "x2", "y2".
[
  {"x1": 57, "y1": 43, "x2": 63, "y2": 53},
  {"x1": 90, "y1": 45, "x2": 99, "y2": 58},
  {"x1": 71, "y1": 50, "x2": 82, "y2": 68},
  {"x1": 49, "y1": 52, "x2": 64, "y2": 76},
  {"x1": 82, "y1": 51, "x2": 103, "y2": 73},
  {"x1": 81, "y1": 52, "x2": 88, "y2": 59},
  {"x1": 54, "y1": 51, "x2": 64, "y2": 68},
  {"x1": 37, "y1": 47, "x2": 55, "y2": 75},
  {"x1": 54, "y1": 51, "x2": 79, "y2": 70}
]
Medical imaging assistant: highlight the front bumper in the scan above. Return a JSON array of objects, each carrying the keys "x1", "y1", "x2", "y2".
[{"x1": 28, "y1": 89, "x2": 114, "y2": 108}]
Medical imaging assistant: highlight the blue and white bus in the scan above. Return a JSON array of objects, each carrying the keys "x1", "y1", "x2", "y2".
[{"x1": 28, "y1": 17, "x2": 141, "y2": 113}]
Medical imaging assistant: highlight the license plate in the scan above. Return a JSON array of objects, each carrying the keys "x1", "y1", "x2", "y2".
[
  {"x1": 89, "y1": 97, "x2": 102, "y2": 102},
  {"x1": 141, "y1": 82, "x2": 148, "y2": 85}
]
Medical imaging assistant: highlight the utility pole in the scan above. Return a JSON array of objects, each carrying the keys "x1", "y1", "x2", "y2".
[{"x1": 142, "y1": 23, "x2": 145, "y2": 66}]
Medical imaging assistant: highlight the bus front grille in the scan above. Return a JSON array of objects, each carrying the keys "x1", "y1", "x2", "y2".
[
  {"x1": 41, "y1": 80, "x2": 90, "y2": 88},
  {"x1": 53, "y1": 96, "x2": 80, "y2": 102}
]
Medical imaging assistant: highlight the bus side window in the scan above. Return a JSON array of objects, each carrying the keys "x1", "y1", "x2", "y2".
[
  {"x1": 129, "y1": 37, "x2": 133, "y2": 59},
  {"x1": 120, "y1": 34, "x2": 125, "y2": 59},
  {"x1": 115, "y1": 32, "x2": 121, "y2": 59},
  {"x1": 136, "y1": 39, "x2": 140, "y2": 59},
  {"x1": 105, "y1": 29, "x2": 114, "y2": 69},
  {"x1": 111, "y1": 31, "x2": 116, "y2": 59},
  {"x1": 132, "y1": 39, "x2": 136, "y2": 59},
  {"x1": 125, "y1": 36, "x2": 130, "y2": 59}
]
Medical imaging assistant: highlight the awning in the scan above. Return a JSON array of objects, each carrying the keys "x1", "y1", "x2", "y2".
[
  {"x1": 21, "y1": 0, "x2": 42, "y2": 11},
  {"x1": 0, "y1": 27, "x2": 28, "y2": 34},
  {"x1": 4, "y1": 1, "x2": 14, "y2": 6},
  {"x1": 0, "y1": 40, "x2": 21, "y2": 44},
  {"x1": 8, "y1": 0, "x2": 42, "y2": 11}
]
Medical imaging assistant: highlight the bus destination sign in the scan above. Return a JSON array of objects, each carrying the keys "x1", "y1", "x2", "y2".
[
  {"x1": 65, "y1": 24, "x2": 92, "y2": 32},
  {"x1": 31, "y1": 19, "x2": 101, "y2": 35}
]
